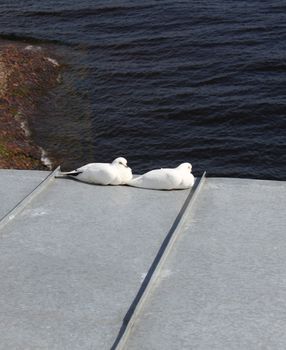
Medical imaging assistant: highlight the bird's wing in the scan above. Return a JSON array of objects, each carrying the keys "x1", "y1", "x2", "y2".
[
  {"x1": 59, "y1": 163, "x2": 95, "y2": 177},
  {"x1": 77, "y1": 163, "x2": 116, "y2": 184},
  {"x1": 128, "y1": 169, "x2": 180, "y2": 190}
]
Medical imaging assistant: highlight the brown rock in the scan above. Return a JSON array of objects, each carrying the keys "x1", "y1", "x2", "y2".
[{"x1": 0, "y1": 44, "x2": 61, "y2": 170}]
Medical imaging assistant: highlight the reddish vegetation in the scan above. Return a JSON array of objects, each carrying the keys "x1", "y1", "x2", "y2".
[{"x1": 0, "y1": 44, "x2": 60, "y2": 169}]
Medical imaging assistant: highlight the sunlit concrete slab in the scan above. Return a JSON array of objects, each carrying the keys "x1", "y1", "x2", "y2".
[
  {"x1": 0, "y1": 175, "x2": 189, "y2": 350},
  {"x1": 0, "y1": 169, "x2": 47, "y2": 219},
  {"x1": 124, "y1": 178, "x2": 286, "y2": 350}
]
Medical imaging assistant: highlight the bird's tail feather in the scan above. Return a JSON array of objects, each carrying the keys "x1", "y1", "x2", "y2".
[
  {"x1": 55, "y1": 170, "x2": 83, "y2": 178},
  {"x1": 126, "y1": 176, "x2": 143, "y2": 187}
]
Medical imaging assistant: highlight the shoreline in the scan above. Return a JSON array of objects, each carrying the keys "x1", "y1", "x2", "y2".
[{"x1": 0, "y1": 42, "x2": 61, "y2": 170}]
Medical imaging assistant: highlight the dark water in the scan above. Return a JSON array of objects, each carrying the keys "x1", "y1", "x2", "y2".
[{"x1": 1, "y1": 0, "x2": 285, "y2": 179}]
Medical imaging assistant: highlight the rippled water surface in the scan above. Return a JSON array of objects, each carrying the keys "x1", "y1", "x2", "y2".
[{"x1": 1, "y1": 0, "x2": 285, "y2": 179}]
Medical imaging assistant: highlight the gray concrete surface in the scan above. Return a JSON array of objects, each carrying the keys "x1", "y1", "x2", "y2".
[
  {"x1": 124, "y1": 178, "x2": 286, "y2": 350},
  {"x1": 0, "y1": 172, "x2": 189, "y2": 350},
  {"x1": 0, "y1": 169, "x2": 47, "y2": 219},
  {"x1": 1, "y1": 170, "x2": 286, "y2": 350}
]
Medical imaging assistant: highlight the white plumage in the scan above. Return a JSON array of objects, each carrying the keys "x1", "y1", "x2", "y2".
[
  {"x1": 127, "y1": 163, "x2": 194, "y2": 190},
  {"x1": 58, "y1": 157, "x2": 132, "y2": 185}
]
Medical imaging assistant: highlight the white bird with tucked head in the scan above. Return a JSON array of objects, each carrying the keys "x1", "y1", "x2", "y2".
[
  {"x1": 57, "y1": 157, "x2": 132, "y2": 185},
  {"x1": 127, "y1": 163, "x2": 194, "y2": 190}
]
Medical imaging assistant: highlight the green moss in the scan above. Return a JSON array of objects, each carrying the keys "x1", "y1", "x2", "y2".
[{"x1": 0, "y1": 143, "x2": 11, "y2": 158}]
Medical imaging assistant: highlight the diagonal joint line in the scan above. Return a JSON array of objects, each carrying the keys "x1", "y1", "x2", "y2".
[
  {"x1": 111, "y1": 171, "x2": 206, "y2": 350},
  {"x1": 0, "y1": 166, "x2": 60, "y2": 232}
]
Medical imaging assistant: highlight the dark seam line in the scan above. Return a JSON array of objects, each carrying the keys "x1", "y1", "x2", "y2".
[
  {"x1": 0, "y1": 166, "x2": 60, "y2": 232},
  {"x1": 111, "y1": 172, "x2": 206, "y2": 350}
]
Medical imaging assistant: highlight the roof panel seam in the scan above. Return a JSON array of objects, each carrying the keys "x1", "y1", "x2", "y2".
[
  {"x1": 0, "y1": 166, "x2": 60, "y2": 234},
  {"x1": 111, "y1": 172, "x2": 206, "y2": 350}
]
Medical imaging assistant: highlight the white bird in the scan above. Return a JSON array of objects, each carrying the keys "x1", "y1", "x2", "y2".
[
  {"x1": 127, "y1": 163, "x2": 194, "y2": 190},
  {"x1": 57, "y1": 157, "x2": 132, "y2": 185}
]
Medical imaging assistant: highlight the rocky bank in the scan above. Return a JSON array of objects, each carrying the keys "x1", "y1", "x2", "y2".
[{"x1": 0, "y1": 43, "x2": 61, "y2": 169}]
